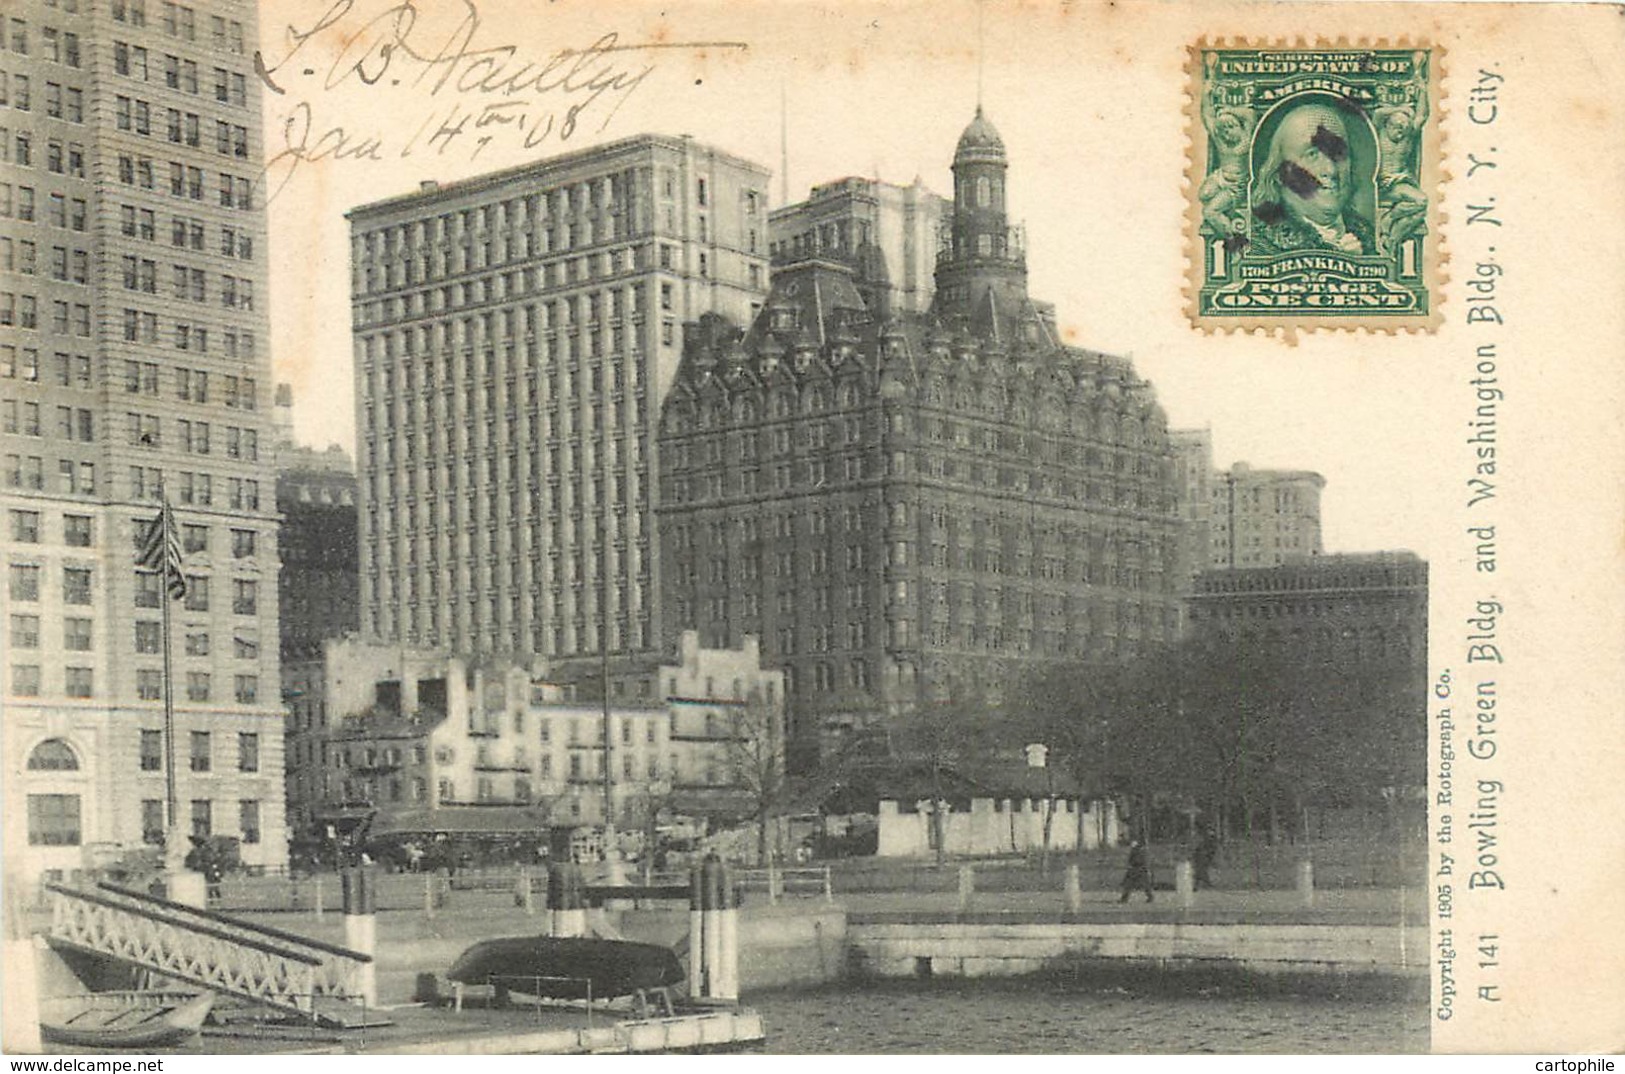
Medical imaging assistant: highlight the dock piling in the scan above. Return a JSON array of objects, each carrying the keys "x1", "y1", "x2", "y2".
[
  {"x1": 957, "y1": 865, "x2": 975, "y2": 913},
  {"x1": 1175, "y1": 861, "x2": 1195, "y2": 909},
  {"x1": 342, "y1": 866, "x2": 379, "y2": 1007}
]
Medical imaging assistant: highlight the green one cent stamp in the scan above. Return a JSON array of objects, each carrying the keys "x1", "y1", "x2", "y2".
[{"x1": 1190, "y1": 47, "x2": 1439, "y2": 330}]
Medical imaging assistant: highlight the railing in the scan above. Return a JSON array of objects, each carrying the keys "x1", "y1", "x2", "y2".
[
  {"x1": 733, "y1": 865, "x2": 834, "y2": 904},
  {"x1": 44, "y1": 882, "x2": 370, "y2": 1017}
]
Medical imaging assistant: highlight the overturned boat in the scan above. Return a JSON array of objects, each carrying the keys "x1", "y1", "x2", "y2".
[
  {"x1": 447, "y1": 936, "x2": 684, "y2": 1001},
  {"x1": 39, "y1": 990, "x2": 215, "y2": 1049}
]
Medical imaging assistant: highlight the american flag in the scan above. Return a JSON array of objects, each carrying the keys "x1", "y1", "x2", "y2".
[{"x1": 137, "y1": 501, "x2": 188, "y2": 601}]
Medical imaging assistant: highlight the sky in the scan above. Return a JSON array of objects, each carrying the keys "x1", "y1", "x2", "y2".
[{"x1": 263, "y1": 0, "x2": 1450, "y2": 562}]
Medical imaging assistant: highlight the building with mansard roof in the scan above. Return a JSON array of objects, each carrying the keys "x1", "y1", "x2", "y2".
[{"x1": 657, "y1": 108, "x2": 1185, "y2": 761}]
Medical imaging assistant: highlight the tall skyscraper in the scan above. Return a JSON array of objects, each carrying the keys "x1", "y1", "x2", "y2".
[
  {"x1": 769, "y1": 176, "x2": 949, "y2": 319},
  {"x1": 1209, "y1": 461, "x2": 1325, "y2": 568},
  {"x1": 347, "y1": 136, "x2": 770, "y2": 665},
  {"x1": 3, "y1": 0, "x2": 284, "y2": 877},
  {"x1": 658, "y1": 109, "x2": 1184, "y2": 758}
]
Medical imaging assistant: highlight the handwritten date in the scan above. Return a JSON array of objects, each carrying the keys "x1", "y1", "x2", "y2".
[{"x1": 256, "y1": 0, "x2": 744, "y2": 200}]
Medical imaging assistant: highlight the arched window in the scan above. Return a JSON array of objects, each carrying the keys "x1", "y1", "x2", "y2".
[
  {"x1": 976, "y1": 176, "x2": 990, "y2": 207},
  {"x1": 28, "y1": 739, "x2": 79, "y2": 771}
]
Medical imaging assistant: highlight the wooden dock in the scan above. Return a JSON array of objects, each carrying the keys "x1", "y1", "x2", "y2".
[{"x1": 182, "y1": 1002, "x2": 766, "y2": 1055}]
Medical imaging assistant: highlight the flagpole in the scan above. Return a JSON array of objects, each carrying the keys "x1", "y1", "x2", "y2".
[{"x1": 159, "y1": 493, "x2": 182, "y2": 873}]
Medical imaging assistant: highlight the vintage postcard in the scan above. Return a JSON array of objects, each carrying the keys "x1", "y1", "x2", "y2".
[{"x1": 2, "y1": 0, "x2": 1621, "y2": 1060}]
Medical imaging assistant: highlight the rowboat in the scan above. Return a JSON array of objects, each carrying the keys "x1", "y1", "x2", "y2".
[
  {"x1": 447, "y1": 936, "x2": 685, "y2": 1000},
  {"x1": 39, "y1": 990, "x2": 215, "y2": 1049}
]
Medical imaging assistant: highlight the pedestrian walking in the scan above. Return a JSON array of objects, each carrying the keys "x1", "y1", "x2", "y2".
[{"x1": 1119, "y1": 839, "x2": 1154, "y2": 903}]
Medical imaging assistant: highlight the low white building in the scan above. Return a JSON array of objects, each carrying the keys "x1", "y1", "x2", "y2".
[{"x1": 874, "y1": 755, "x2": 1120, "y2": 858}]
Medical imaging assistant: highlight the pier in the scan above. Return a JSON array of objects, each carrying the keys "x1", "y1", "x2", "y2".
[{"x1": 12, "y1": 852, "x2": 1425, "y2": 1054}]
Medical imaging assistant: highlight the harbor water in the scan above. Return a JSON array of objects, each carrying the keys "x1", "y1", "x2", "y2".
[{"x1": 752, "y1": 979, "x2": 1429, "y2": 1054}]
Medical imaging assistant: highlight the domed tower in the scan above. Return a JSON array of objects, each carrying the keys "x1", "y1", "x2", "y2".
[{"x1": 934, "y1": 107, "x2": 1029, "y2": 322}]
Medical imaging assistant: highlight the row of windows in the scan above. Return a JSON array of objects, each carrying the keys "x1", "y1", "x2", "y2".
[
  {"x1": 358, "y1": 170, "x2": 756, "y2": 264},
  {"x1": 665, "y1": 419, "x2": 868, "y2": 467},
  {"x1": 121, "y1": 207, "x2": 254, "y2": 260},
  {"x1": 4, "y1": 457, "x2": 283, "y2": 508},
  {"x1": 354, "y1": 252, "x2": 699, "y2": 328},
  {"x1": 357, "y1": 295, "x2": 660, "y2": 368},
  {"x1": 363, "y1": 605, "x2": 652, "y2": 657},
  {"x1": 11, "y1": 662, "x2": 261, "y2": 702},
  {"x1": 6, "y1": 507, "x2": 90, "y2": 544},
  {"x1": 3, "y1": 454, "x2": 95, "y2": 494},
  {"x1": 121, "y1": 411, "x2": 258, "y2": 455},
  {"x1": 9, "y1": 611, "x2": 259, "y2": 657},
  {"x1": 3, "y1": 400, "x2": 92, "y2": 439},
  {"x1": 117, "y1": 258, "x2": 254, "y2": 306},
  {"x1": 4, "y1": 508, "x2": 262, "y2": 557},
  {"x1": 362, "y1": 343, "x2": 649, "y2": 415},
  {"x1": 357, "y1": 223, "x2": 658, "y2": 294},
  {"x1": 27, "y1": 795, "x2": 263, "y2": 848},
  {"x1": 0, "y1": 291, "x2": 87, "y2": 333},
  {"x1": 0, "y1": 72, "x2": 84, "y2": 122},
  {"x1": 112, "y1": 152, "x2": 254, "y2": 209},
  {"x1": 1, "y1": 237, "x2": 83, "y2": 280},
  {"x1": 135, "y1": 729, "x2": 259, "y2": 773},
  {"x1": 118, "y1": 308, "x2": 259, "y2": 358},
  {"x1": 0, "y1": 182, "x2": 85, "y2": 227},
  {"x1": 0, "y1": 128, "x2": 85, "y2": 175},
  {"x1": 111, "y1": 99, "x2": 249, "y2": 160},
  {"x1": 109, "y1": 2, "x2": 245, "y2": 53},
  {"x1": 112, "y1": 41, "x2": 247, "y2": 100},
  {"x1": 0, "y1": 23, "x2": 80, "y2": 65},
  {"x1": 7, "y1": 561, "x2": 263, "y2": 607},
  {"x1": 125, "y1": 466, "x2": 262, "y2": 509},
  {"x1": 129, "y1": 359, "x2": 255, "y2": 401}
]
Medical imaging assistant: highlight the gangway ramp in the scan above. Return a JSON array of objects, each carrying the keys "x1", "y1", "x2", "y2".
[{"x1": 44, "y1": 882, "x2": 387, "y2": 1027}]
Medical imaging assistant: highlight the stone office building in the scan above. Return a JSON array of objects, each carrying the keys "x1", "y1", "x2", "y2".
[
  {"x1": 657, "y1": 109, "x2": 1184, "y2": 757},
  {"x1": 3, "y1": 0, "x2": 285, "y2": 880},
  {"x1": 345, "y1": 136, "x2": 770, "y2": 670}
]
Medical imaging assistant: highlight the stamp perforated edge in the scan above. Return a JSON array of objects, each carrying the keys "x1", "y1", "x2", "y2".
[{"x1": 1182, "y1": 36, "x2": 1451, "y2": 339}]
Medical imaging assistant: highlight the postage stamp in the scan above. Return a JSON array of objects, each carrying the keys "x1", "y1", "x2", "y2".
[{"x1": 1188, "y1": 45, "x2": 1442, "y2": 331}]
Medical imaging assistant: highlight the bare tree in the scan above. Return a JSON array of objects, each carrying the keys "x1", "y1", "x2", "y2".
[
  {"x1": 724, "y1": 694, "x2": 789, "y2": 866},
  {"x1": 887, "y1": 699, "x2": 999, "y2": 865}
]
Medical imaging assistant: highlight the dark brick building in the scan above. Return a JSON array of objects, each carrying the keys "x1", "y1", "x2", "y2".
[
  {"x1": 277, "y1": 445, "x2": 360, "y2": 662},
  {"x1": 1186, "y1": 552, "x2": 1427, "y2": 663},
  {"x1": 657, "y1": 109, "x2": 1185, "y2": 758},
  {"x1": 1185, "y1": 551, "x2": 1429, "y2": 809}
]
